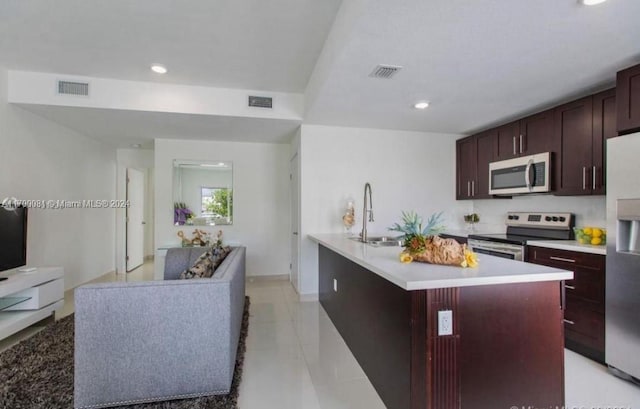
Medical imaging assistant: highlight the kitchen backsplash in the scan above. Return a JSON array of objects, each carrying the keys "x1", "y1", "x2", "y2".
[{"x1": 469, "y1": 195, "x2": 606, "y2": 233}]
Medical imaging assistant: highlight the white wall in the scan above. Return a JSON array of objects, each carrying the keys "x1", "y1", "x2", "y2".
[
  {"x1": 116, "y1": 148, "x2": 155, "y2": 273},
  {"x1": 298, "y1": 124, "x2": 469, "y2": 297},
  {"x1": 154, "y1": 139, "x2": 290, "y2": 279},
  {"x1": 472, "y1": 195, "x2": 606, "y2": 232},
  {"x1": 0, "y1": 67, "x2": 116, "y2": 290}
]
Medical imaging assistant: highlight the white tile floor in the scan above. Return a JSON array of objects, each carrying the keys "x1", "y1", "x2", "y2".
[{"x1": 2, "y1": 265, "x2": 639, "y2": 408}]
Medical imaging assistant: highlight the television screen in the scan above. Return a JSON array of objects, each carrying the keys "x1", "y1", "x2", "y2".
[{"x1": 0, "y1": 206, "x2": 27, "y2": 272}]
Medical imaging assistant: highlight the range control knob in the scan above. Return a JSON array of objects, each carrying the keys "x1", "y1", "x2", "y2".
[
  {"x1": 545, "y1": 216, "x2": 552, "y2": 222},
  {"x1": 508, "y1": 215, "x2": 514, "y2": 220},
  {"x1": 559, "y1": 217, "x2": 566, "y2": 222},
  {"x1": 514, "y1": 215, "x2": 519, "y2": 220},
  {"x1": 552, "y1": 216, "x2": 559, "y2": 222}
]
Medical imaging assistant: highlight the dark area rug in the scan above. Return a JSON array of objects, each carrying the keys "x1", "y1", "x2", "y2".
[{"x1": 0, "y1": 296, "x2": 250, "y2": 409}]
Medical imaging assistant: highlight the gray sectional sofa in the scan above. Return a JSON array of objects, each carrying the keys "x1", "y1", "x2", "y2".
[{"x1": 74, "y1": 246, "x2": 246, "y2": 409}]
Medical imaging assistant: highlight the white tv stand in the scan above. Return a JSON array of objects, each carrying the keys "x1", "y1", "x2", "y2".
[{"x1": 0, "y1": 267, "x2": 64, "y2": 341}]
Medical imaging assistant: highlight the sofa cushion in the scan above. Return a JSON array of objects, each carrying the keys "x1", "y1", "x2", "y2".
[
  {"x1": 179, "y1": 250, "x2": 214, "y2": 279},
  {"x1": 211, "y1": 245, "x2": 232, "y2": 274}
]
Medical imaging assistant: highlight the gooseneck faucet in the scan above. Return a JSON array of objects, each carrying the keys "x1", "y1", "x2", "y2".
[{"x1": 361, "y1": 182, "x2": 374, "y2": 242}]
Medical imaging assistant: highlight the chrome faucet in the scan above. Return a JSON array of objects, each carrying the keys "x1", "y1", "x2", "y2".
[{"x1": 361, "y1": 182, "x2": 374, "y2": 242}]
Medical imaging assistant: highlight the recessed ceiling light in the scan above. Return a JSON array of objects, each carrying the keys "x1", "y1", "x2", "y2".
[
  {"x1": 151, "y1": 64, "x2": 167, "y2": 74},
  {"x1": 131, "y1": 143, "x2": 141, "y2": 148},
  {"x1": 218, "y1": 162, "x2": 225, "y2": 166},
  {"x1": 414, "y1": 101, "x2": 430, "y2": 110},
  {"x1": 580, "y1": 0, "x2": 607, "y2": 5}
]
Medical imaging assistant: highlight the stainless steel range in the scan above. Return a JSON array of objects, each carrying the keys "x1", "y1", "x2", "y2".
[{"x1": 468, "y1": 212, "x2": 575, "y2": 261}]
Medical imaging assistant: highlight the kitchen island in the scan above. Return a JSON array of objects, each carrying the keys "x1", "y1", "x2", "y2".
[{"x1": 309, "y1": 234, "x2": 573, "y2": 409}]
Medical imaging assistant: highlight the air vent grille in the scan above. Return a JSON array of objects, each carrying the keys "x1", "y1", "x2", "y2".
[
  {"x1": 369, "y1": 65, "x2": 402, "y2": 79},
  {"x1": 57, "y1": 80, "x2": 89, "y2": 96},
  {"x1": 248, "y1": 95, "x2": 273, "y2": 108}
]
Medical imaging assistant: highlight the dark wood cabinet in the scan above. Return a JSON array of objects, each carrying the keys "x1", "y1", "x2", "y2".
[
  {"x1": 496, "y1": 121, "x2": 520, "y2": 160},
  {"x1": 456, "y1": 136, "x2": 476, "y2": 200},
  {"x1": 527, "y1": 246, "x2": 605, "y2": 363},
  {"x1": 555, "y1": 96, "x2": 594, "y2": 195},
  {"x1": 592, "y1": 88, "x2": 616, "y2": 195},
  {"x1": 456, "y1": 132, "x2": 497, "y2": 200},
  {"x1": 495, "y1": 111, "x2": 554, "y2": 161},
  {"x1": 617, "y1": 63, "x2": 640, "y2": 135},
  {"x1": 555, "y1": 90, "x2": 615, "y2": 196},
  {"x1": 474, "y1": 130, "x2": 497, "y2": 199},
  {"x1": 520, "y1": 109, "x2": 555, "y2": 156}
]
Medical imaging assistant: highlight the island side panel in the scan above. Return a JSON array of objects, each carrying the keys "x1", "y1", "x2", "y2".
[
  {"x1": 318, "y1": 245, "x2": 413, "y2": 409},
  {"x1": 458, "y1": 281, "x2": 565, "y2": 409},
  {"x1": 425, "y1": 288, "x2": 461, "y2": 409}
]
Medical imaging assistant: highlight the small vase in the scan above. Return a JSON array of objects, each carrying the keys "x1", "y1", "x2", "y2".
[{"x1": 342, "y1": 199, "x2": 356, "y2": 236}]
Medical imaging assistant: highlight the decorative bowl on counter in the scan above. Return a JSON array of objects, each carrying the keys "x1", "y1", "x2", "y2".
[{"x1": 574, "y1": 227, "x2": 606, "y2": 246}]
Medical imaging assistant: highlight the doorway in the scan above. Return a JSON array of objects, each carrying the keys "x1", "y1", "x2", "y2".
[
  {"x1": 126, "y1": 168, "x2": 145, "y2": 272},
  {"x1": 290, "y1": 153, "x2": 300, "y2": 292}
]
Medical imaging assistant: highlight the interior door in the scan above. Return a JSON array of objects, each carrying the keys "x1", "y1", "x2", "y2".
[
  {"x1": 126, "y1": 168, "x2": 145, "y2": 272},
  {"x1": 290, "y1": 154, "x2": 300, "y2": 292}
]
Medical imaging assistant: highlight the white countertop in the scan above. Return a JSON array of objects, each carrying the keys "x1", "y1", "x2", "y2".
[
  {"x1": 527, "y1": 240, "x2": 606, "y2": 256},
  {"x1": 309, "y1": 234, "x2": 573, "y2": 291}
]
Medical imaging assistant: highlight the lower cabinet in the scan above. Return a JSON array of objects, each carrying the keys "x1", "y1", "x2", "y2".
[{"x1": 527, "y1": 246, "x2": 605, "y2": 363}]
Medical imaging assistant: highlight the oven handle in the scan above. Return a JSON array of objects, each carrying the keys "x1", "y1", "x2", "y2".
[{"x1": 467, "y1": 240, "x2": 524, "y2": 261}]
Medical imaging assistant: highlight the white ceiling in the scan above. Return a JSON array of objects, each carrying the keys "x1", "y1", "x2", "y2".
[
  {"x1": 0, "y1": 0, "x2": 342, "y2": 92},
  {"x1": 305, "y1": 0, "x2": 640, "y2": 134},
  {"x1": 3, "y1": 0, "x2": 640, "y2": 141}
]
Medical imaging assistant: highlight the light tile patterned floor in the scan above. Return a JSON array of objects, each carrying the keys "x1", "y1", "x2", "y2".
[{"x1": 2, "y1": 265, "x2": 639, "y2": 408}]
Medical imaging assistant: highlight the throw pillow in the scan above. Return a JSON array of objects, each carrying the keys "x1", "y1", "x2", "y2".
[
  {"x1": 179, "y1": 250, "x2": 214, "y2": 279},
  {"x1": 210, "y1": 245, "x2": 232, "y2": 276}
]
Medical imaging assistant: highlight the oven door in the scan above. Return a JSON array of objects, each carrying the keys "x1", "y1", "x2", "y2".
[
  {"x1": 467, "y1": 239, "x2": 524, "y2": 262},
  {"x1": 489, "y1": 152, "x2": 550, "y2": 195}
]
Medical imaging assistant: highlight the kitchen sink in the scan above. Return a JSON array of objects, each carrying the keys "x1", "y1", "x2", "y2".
[{"x1": 350, "y1": 236, "x2": 404, "y2": 247}]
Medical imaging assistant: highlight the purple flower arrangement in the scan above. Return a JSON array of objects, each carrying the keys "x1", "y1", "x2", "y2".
[{"x1": 174, "y1": 202, "x2": 194, "y2": 225}]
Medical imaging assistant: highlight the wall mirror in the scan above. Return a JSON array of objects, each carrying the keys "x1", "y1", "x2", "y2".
[{"x1": 173, "y1": 160, "x2": 233, "y2": 226}]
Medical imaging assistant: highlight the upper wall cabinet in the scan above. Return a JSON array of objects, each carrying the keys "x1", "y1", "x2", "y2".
[
  {"x1": 495, "y1": 109, "x2": 555, "y2": 161},
  {"x1": 456, "y1": 136, "x2": 476, "y2": 200},
  {"x1": 617, "y1": 64, "x2": 640, "y2": 135},
  {"x1": 456, "y1": 131, "x2": 497, "y2": 200},
  {"x1": 554, "y1": 96, "x2": 594, "y2": 195},
  {"x1": 554, "y1": 89, "x2": 615, "y2": 196}
]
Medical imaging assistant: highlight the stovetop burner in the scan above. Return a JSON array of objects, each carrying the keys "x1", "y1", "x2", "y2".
[{"x1": 469, "y1": 212, "x2": 575, "y2": 245}]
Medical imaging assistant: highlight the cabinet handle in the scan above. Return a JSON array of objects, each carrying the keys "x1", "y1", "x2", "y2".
[
  {"x1": 582, "y1": 167, "x2": 586, "y2": 190},
  {"x1": 467, "y1": 181, "x2": 470, "y2": 196},
  {"x1": 563, "y1": 319, "x2": 575, "y2": 325},
  {"x1": 519, "y1": 134, "x2": 523, "y2": 154},
  {"x1": 472, "y1": 180, "x2": 475, "y2": 196},
  {"x1": 550, "y1": 256, "x2": 576, "y2": 263},
  {"x1": 592, "y1": 166, "x2": 597, "y2": 190},
  {"x1": 565, "y1": 284, "x2": 576, "y2": 290},
  {"x1": 513, "y1": 137, "x2": 517, "y2": 156}
]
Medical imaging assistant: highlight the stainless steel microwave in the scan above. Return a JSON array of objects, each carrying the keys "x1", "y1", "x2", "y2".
[{"x1": 489, "y1": 152, "x2": 551, "y2": 195}]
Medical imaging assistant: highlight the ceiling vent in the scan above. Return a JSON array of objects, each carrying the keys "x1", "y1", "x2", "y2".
[
  {"x1": 57, "y1": 80, "x2": 89, "y2": 96},
  {"x1": 248, "y1": 95, "x2": 273, "y2": 108},
  {"x1": 369, "y1": 65, "x2": 402, "y2": 79}
]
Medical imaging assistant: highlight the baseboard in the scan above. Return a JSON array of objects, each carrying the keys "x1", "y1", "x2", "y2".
[
  {"x1": 299, "y1": 293, "x2": 319, "y2": 302},
  {"x1": 246, "y1": 274, "x2": 289, "y2": 282},
  {"x1": 144, "y1": 255, "x2": 155, "y2": 261}
]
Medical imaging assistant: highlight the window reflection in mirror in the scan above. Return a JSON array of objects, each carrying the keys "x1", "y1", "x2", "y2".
[{"x1": 173, "y1": 160, "x2": 233, "y2": 226}]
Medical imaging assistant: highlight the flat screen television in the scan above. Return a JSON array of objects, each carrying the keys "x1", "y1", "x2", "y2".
[{"x1": 0, "y1": 206, "x2": 28, "y2": 272}]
